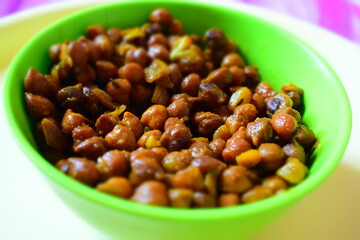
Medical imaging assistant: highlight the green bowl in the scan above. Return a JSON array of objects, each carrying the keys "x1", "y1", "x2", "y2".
[{"x1": 3, "y1": 0, "x2": 352, "y2": 239}]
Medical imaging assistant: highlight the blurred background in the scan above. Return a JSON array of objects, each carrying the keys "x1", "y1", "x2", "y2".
[{"x1": 1, "y1": 0, "x2": 360, "y2": 45}]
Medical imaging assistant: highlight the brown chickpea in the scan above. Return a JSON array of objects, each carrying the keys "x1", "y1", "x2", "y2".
[
  {"x1": 193, "y1": 192, "x2": 216, "y2": 208},
  {"x1": 142, "y1": 22, "x2": 162, "y2": 37},
  {"x1": 169, "y1": 63, "x2": 183, "y2": 89},
  {"x1": 130, "y1": 148, "x2": 164, "y2": 165},
  {"x1": 203, "y1": 67, "x2": 232, "y2": 89},
  {"x1": 262, "y1": 175, "x2": 287, "y2": 193},
  {"x1": 229, "y1": 66, "x2": 246, "y2": 86},
  {"x1": 190, "y1": 137, "x2": 210, "y2": 145},
  {"x1": 281, "y1": 83, "x2": 303, "y2": 109},
  {"x1": 225, "y1": 115, "x2": 246, "y2": 134},
  {"x1": 247, "y1": 169, "x2": 267, "y2": 184},
  {"x1": 130, "y1": 84, "x2": 153, "y2": 105},
  {"x1": 198, "y1": 83, "x2": 227, "y2": 107},
  {"x1": 204, "y1": 28, "x2": 228, "y2": 50},
  {"x1": 283, "y1": 141, "x2": 306, "y2": 163},
  {"x1": 167, "y1": 98, "x2": 190, "y2": 118},
  {"x1": 295, "y1": 125, "x2": 316, "y2": 150},
  {"x1": 149, "y1": 8, "x2": 172, "y2": 25},
  {"x1": 244, "y1": 66, "x2": 261, "y2": 86},
  {"x1": 194, "y1": 112, "x2": 224, "y2": 136},
  {"x1": 173, "y1": 165, "x2": 205, "y2": 191},
  {"x1": 242, "y1": 185, "x2": 273, "y2": 203},
  {"x1": 105, "y1": 78, "x2": 132, "y2": 103},
  {"x1": 107, "y1": 27, "x2": 122, "y2": 43},
  {"x1": 68, "y1": 41, "x2": 89, "y2": 66},
  {"x1": 118, "y1": 63, "x2": 145, "y2": 84},
  {"x1": 265, "y1": 93, "x2": 293, "y2": 114},
  {"x1": 148, "y1": 33, "x2": 168, "y2": 47},
  {"x1": 82, "y1": 38, "x2": 101, "y2": 63},
  {"x1": 95, "y1": 112, "x2": 120, "y2": 136},
  {"x1": 170, "y1": 93, "x2": 190, "y2": 103},
  {"x1": 203, "y1": 61, "x2": 215, "y2": 76},
  {"x1": 96, "y1": 177, "x2": 133, "y2": 198},
  {"x1": 258, "y1": 143, "x2": 286, "y2": 171},
  {"x1": 222, "y1": 133, "x2": 252, "y2": 164},
  {"x1": 181, "y1": 73, "x2": 201, "y2": 96},
  {"x1": 212, "y1": 105, "x2": 232, "y2": 121},
  {"x1": 97, "y1": 150, "x2": 130, "y2": 178},
  {"x1": 178, "y1": 54, "x2": 205, "y2": 75},
  {"x1": 141, "y1": 105, "x2": 169, "y2": 130},
  {"x1": 94, "y1": 34, "x2": 114, "y2": 59},
  {"x1": 209, "y1": 138, "x2": 226, "y2": 158},
  {"x1": 162, "y1": 150, "x2": 193, "y2": 173},
  {"x1": 148, "y1": 44, "x2": 170, "y2": 62},
  {"x1": 160, "y1": 117, "x2": 192, "y2": 151},
  {"x1": 232, "y1": 126, "x2": 248, "y2": 139},
  {"x1": 246, "y1": 117, "x2": 274, "y2": 147},
  {"x1": 121, "y1": 112, "x2": 144, "y2": 140},
  {"x1": 74, "y1": 136, "x2": 107, "y2": 159},
  {"x1": 218, "y1": 194, "x2": 240, "y2": 207},
  {"x1": 56, "y1": 157, "x2": 101, "y2": 186},
  {"x1": 131, "y1": 181, "x2": 169, "y2": 206},
  {"x1": 191, "y1": 155, "x2": 227, "y2": 175},
  {"x1": 95, "y1": 61, "x2": 118, "y2": 86},
  {"x1": 56, "y1": 84, "x2": 84, "y2": 113},
  {"x1": 86, "y1": 24, "x2": 106, "y2": 39},
  {"x1": 169, "y1": 188, "x2": 194, "y2": 208},
  {"x1": 49, "y1": 43, "x2": 62, "y2": 62},
  {"x1": 25, "y1": 67, "x2": 59, "y2": 98},
  {"x1": 72, "y1": 64, "x2": 96, "y2": 85},
  {"x1": 151, "y1": 147, "x2": 169, "y2": 160},
  {"x1": 233, "y1": 103, "x2": 258, "y2": 122},
  {"x1": 61, "y1": 109, "x2": 89, "y2": 134},
  {"x1": 125, "y1": 47, "x2": 150, "y2": 67},
  {"x1": 284, "y1": 91, "x2": 301, "y2": 109},
  {"x1": 105, "y1": 124, "x2": 136, "y2": 151},
  {"x1": 25, "y1": 93, "x2": 55, "y2": 119},
  {"x1": 271, "y1": 113, "x2": 298, "y2": 140},
  {"x1": 221, "y1": 166, "x2": 252, "y2": 194},
  {"x1": 168, "y1": 19, "x2": 184, "y2": 35},
  {"x1": 273, "y1": 107, "x2": 301, "y2": 122},
  {"x1": 189, "y1": 34, "x2": 202, "y2": 45},
  {"x1": 255, "y1": 82, "x2": 276, "y2": 98},
  {"x1": 72, "y1": 125, "x2": 98, "y2": 144},
  {"x1": 251, "y1": 93, "x2": 266, "y2": 116},
  {"x1": 129, "y1": 151, "x2": 164, "y2": 185},
  {"x1": 189, "y1": 141, "x2": 214, "y2": 158},
  {"x1": 221, "y1": 53, "x2": 245, "y2": 68}
]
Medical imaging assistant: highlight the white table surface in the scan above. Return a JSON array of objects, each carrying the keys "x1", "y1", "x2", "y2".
[{"x1": 1, "y1": 1, "x2": 360, "y2": 239}]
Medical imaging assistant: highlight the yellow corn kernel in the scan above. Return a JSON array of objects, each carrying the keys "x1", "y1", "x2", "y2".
[
  {"x1": 236, "y1": 149, "x2": 261, "y2": 168},
  {"x1": 145, "y1": 135, "x2": 161, "y2": 149},
  {"x1": 276, "y1": 157, "x2": 308, "y2": 184}
]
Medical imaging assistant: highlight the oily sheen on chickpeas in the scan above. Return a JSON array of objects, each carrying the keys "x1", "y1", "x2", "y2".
[{"x1": 23, "y1": 8, "x2": 316, "y2": 208}]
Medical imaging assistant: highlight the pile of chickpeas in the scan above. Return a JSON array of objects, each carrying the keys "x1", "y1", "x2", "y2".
[{"x1": 23, "y1": 8, "x2": 316, "y2": 208}]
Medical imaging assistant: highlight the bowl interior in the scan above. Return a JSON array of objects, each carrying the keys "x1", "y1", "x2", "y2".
[{"x1": 3, "y1": 0, "x2": 351, "y2": 219}]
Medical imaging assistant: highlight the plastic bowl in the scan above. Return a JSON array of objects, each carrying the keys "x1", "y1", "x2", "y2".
[{"x1": 3, "y1": 1, "x2": 351, "y2": 239}]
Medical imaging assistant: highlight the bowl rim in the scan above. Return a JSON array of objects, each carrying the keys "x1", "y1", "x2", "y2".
[{"x1": 3, "y1": 0, "x2": 352, "y2": 220}]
